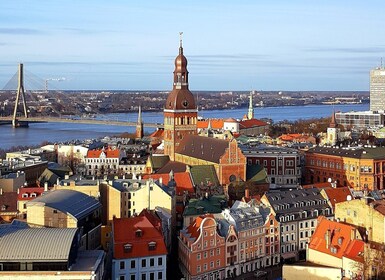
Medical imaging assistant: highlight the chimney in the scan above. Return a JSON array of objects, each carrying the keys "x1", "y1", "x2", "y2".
[
  {"x1": 325, "y1": 229, "x2": 331, "y2": 249},
  {"x1": 351, "y1": 228, "x2": 356, "y2": 240},
  {"x1": 159, "y1": 177, "x2": 163, "y2": 185},
  {"x1": 56, "y1": 178, "x2": 60, "y2": 185},
  {"x1": 44, "y1": 182, "x2": 48, "y2": 192},
  {"x1": 64, "y1": 174, "x2": 69, "y2": 180},
  {"x1": 245, "y1": 188, "x2": 250, "y2": 199}
]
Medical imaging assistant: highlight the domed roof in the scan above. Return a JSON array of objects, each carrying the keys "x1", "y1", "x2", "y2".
[
  {"x1": 164, "y1": 37, "x2": 196, "y2": 111},
  {"x1": 175, "y1": 53, "x2": 188, "y2": 72},
  {"x1": 165, "y1": 88, "x2": 196, "y2": 110}
]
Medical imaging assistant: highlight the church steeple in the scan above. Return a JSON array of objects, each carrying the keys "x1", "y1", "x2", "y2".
[
  {"x1": 248, "y1": 90, "x2": 254, "y2": 120},
  {"x1": 163, "y1": 34, "x2": 198, "y2": 160},
  {"x1": 136, "y1": 105, "x2": 143, "y2": 139}
]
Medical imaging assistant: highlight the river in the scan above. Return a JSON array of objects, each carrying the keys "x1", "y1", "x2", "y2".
[{"x1": 0, "y1": 103, "x2": 369, "y2": 150}]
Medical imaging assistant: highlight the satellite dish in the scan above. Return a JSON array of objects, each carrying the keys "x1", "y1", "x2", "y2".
[
  {"x1": 328, "y1": 178, "x2": 332, "y2": 183},
  {"x1": 347, "y1": 195, "x2": 352, "y2": 201}
]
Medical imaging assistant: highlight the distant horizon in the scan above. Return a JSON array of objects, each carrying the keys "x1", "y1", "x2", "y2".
[{"x1": 1, "y1": 1, "x2": 384, "y2": 90}]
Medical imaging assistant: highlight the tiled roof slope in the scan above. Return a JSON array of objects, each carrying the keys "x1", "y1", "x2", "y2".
[
  {"x1": 309, "y1": 216, "x2": 363, "y2": 261},
  {"x1": 189, "y1": 165, "x2": 220, "y2": 187},
  {"x1": 113, "y1": 209, "x2": 167, "y2": 259},
  {"x1": 176, "y1": 135, "x2": 229, "y2": 163}
]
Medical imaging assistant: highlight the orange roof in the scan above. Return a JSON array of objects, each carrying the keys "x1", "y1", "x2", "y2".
[
  {"x1": 323, "y1": 187, "x2": 352, "y2": 209},
  {"x1": 113, "y1": 209, "x2": 168, "y2": 259},
  {"x1": 142, "y1": 172, "x2": 194, "y2": 195},
  {"x1": 87, "y1": 148, "x2": 120, "y2": 158},
  {"x1": 17, "y1": 187, "x2": 45, "y2": 201},
  {"x1": 239, "y1": 118, "x2": 267, "y2": 129},
  {"x1": 149, "y1": 129, "x2": 164, "y2": 138},
  {"x1": 279, "y1": 133, "x2": 302, "y2": 141},
  {"x1": 309, "y1": 216, "x2": 361, "y2": 259},
  {"x1": 344, "y1": 239, "x2": 364, "y2": 263},
  {"x1": 197, "y1": 119, "x2": 224, "y2": 130},
  {"x1": 185, "y1": 214, "x2": 214, "y2": 241}
]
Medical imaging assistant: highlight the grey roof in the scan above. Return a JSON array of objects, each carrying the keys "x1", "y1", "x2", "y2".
[
  {"x1": 307, "y1": 146, "x2": 385, "y2": 160},
  {"x1": 26, "y1": 189, "x2": 101, "y2": 220},
  {"x1": 0, "y1": 226, "x2": 78, "y2": 262},
  {"x1": 265, "y1": 188, "x2": 332, "y2": 220},
  {"x1": 228, "y1": 201, "x2": 264, "y2": 230},
  {"x1": 217, "y1": 218, "x2": 231, "y2": 238}
]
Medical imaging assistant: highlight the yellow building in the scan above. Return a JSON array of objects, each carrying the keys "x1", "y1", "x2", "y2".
[
  {"x1": 26, "y1": 189, "x2": 102, "y2": 250},
  {"x1": 335, "y1": 198, "x2": 385, "y2": 244},
  {"x1": 305, "y1": 146, "x2": 385, "y2": 190}
]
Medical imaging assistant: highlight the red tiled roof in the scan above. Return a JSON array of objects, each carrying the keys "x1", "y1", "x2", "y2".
[
  {"x1": 87, "y1": 148, "x2": 120, "y2": 158},
  {"x1": 323, "y1": 187, "x2": 352, "y2": 209},
  {"x1": 143, "y1": 172, "x2": 194, "y2": 195},
  {"x1": 239, "y1": 119, "x2": 267, "y2": 129},
  {"x1": 149, "y1": 129, "x2": 164, "y2": 138},
  {"x1": 113, "y1": 209, "x2": 168, "y2": 259},
  {"x1": 309, "y1": 216, "x2": 361, "y2": 259},
  {"x1": 279, "y1": 133, "x2": 302, "y2": 141},
  {"x1": 17, "y1": 187, "x2": 45, "y2": 201},
  {"x1": 344, "y1": 239, "x2": 364, "y2": 263},
  {"x1": 197, "y1": 119, "x2": 224, "y2": 130},
  {"x1": 185, "y1": 214, "x2": 214, "y2": 241},
  {"x1": 0, "y1": 192, "x2": 18, "y2": 214},
  {"x1": 156, "y1": 161, "x2": 187, "y2": 174}
]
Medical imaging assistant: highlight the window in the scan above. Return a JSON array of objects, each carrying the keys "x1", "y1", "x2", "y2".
[
  {"x1": 120, "y1": 276, "x2": 125, "y2": 280},
  {"x1": 131, "y1": 260, "x2": 135, "y2": 269},
  {"x1": 131, "y1": 275, "x2": 135, "y2": 280},
  {"x1": 158, "y1": 257, "x2": 163, "y2": 266},
  {"x1": 150, "y1": 258, "x2": 154, "y2": 267},
  {"x1": 197, "y1": 265, "x2": 201, "y2": 273},
  {"x1": 148, "y1": 242, "x2": 156, "y2": 251},
  {"x1": 141, "y1": 274, "x2": 146, "y2": 280},
  {"x1": 197, "y1": 253, "x2": 201, "y2": 260},
  {"x1": 158, "y1": 272, "x2": 162, "y2": 280},
  {"x1": 136, "y1": 229, "x2": 142, "y2": 237},
  {"x1": 150, "y1": 272, "x2": 154, "y2": 280},
  {"x1": 210, "y1": 261, "x2": 214, "y2": 268},
  {"x1": 120, "y1": 261, "x2": 125, "y2": 270},
  {"x1": 142, "y1": 259, "x2": 146, "y2": 268},
  {"x1": 124, "y1": 243, "x2": 132, "y2": 253}
]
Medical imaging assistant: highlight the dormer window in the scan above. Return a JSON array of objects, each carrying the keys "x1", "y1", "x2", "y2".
[
  {"x1": 124, "y1": 243, "x2": 132, "y2": 253},
  {"x1": 148, "y1": 241, "x2": 156, "y2": 251},
  {"x1": 1, "y1": 205, "x2": 6, "y2": 211},
  {"x1": 22, "y1": 193, "x2": 28, "y2": 198},
  {"x1": 135, "y1": 229, "x2": 143, "y2": 238},
  {"x1": 30, "y1": 193, "x2": 36, "y2": 198},
  {"x1": 338, "y1": 237, "x2": 343, "y2": 245}
]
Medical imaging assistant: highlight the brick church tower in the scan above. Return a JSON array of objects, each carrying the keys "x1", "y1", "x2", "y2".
[{"x1": 163, "y1": 35, "x2": 197, "y2": 160}]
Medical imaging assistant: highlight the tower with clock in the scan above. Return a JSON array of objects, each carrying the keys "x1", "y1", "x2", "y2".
[{"x1": 163, "y1": 34, "x2": 198, "y2": 160}]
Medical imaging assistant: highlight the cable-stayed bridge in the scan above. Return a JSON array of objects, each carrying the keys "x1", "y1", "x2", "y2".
[{"x1": 1, "y1": 64, "x2": 161, "y2": 129}]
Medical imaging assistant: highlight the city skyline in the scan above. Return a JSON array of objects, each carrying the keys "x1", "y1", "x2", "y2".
[{"x1": 1, "y1": 0, "x2": 385, "y2": 91}]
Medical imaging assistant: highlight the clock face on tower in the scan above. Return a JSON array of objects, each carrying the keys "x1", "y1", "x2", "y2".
[{"x1": 182, "y1": 100, "x2": 189, "y2": 108}]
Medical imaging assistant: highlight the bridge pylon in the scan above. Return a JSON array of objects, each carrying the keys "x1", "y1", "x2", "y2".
[{"x1": 12, "y1": 63, "x2": 29, "y2": 127}]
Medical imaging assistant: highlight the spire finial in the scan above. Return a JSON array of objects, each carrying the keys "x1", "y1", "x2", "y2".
[{"x1": 179, "y1": 32, "x2": 183, "y2": 54}]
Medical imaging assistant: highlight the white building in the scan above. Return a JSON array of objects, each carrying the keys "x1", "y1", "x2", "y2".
[{"x1": 112, "y1": 209, "x2": 168, "y2": 280}]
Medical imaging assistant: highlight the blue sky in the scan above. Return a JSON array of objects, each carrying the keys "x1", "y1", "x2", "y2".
[{"x1": 0, "y1": 0, "x2": 384, "y2": 91}]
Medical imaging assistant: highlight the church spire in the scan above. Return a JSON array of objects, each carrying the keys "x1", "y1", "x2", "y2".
[
  {"x1": 248, "y1": 90, "x2": 254, "y2": 120},
  {"x1": 329, "y1": 111, "x2": 338, "y2": 128},
  {"x1": 136, "y1": 105, "x2": 143, "y2": 139}
]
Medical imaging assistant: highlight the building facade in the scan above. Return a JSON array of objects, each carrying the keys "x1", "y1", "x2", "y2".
[
  {"x1": 178, "y1": 214, "x2": 226, "y2": 280},
  {"x1": 241, "y1": 145, "x2": 301, "y2": 188},
  {"x1": 261, "y1": 188, "x2": 333, "y2": 261},
  {"x1": 370, "y1": 66, "x2": 385, "y2": 112},
  {"x1": 112, "y1": 210, "x2": 167, "y2": 280},
  {"x1": 304, "y1": 146, "x2": 385, "y2": 190}
]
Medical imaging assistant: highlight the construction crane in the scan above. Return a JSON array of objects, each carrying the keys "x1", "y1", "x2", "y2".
[{"x1": 44, "y1": 77, "x2": 67, "y2": 93}]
